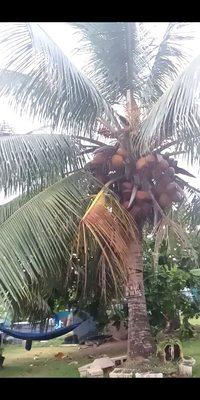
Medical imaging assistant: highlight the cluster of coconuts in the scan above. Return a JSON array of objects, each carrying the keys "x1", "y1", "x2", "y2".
[
  {"x1": 88, "y1": 144, "x2": 185, "y2": 223},
  {"x1": 120, "y1": 153, "x2": 184, "y2": 220},
  {"x1": 90, "y1": 144, "x2": 127, "y2": 183}
]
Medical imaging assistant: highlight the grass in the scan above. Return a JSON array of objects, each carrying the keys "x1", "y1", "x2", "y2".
[
  {"x1": 2, "y1": 322, "x2": 200, "y2": 377},
  {"x1": 182, "y1": 338, "x2": 200, "y2": 377},
  {"x1": 0, "y1": 344, "x2": 86, "y2": 377}
]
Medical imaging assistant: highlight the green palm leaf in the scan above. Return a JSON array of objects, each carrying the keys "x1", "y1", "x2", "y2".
[
  {"x1": 0, "y1": 133, "x2": 84, "y2": 195},
  {"x1": 143, "y1": 23, "x2": 197, "y2": 106},
  {"x1": 71, "y1": 22, "x2": 154, "y2": 105},
  {"x1": 135, "y1": 54, "x2": 200, "y2": 162},
  {"x1": 0, "y1": 171, "x2": 89, "y2": 309},
  {"x1": 0, "y1": 170, "x2": 137, "y2": 318},
  {"x1": 0, "y1": 23, "x2": 113, "y2": 133}
]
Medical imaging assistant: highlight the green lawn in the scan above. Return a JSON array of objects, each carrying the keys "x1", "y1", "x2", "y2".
[
  {"x1": 0, "y1": 344, "x2": 87, "y2": 377},
  {"x1": 1, "y1": 330, "x2": 200, "y2": 377}
]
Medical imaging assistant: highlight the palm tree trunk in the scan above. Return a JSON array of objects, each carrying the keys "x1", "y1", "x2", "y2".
[{"x1": 126, "y1": 235, "x2": 156, "y2": 358}]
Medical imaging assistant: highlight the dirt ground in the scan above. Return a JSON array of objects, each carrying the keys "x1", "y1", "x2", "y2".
[{"x1": 70, "y1": 340, "x2": 127, "y2": 360}]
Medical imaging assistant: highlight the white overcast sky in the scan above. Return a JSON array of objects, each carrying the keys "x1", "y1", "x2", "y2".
[{"x1": 0, "y1": 22, "x2": 199, "y2": 203}]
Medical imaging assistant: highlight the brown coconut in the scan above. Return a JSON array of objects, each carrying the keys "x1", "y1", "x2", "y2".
[
  {"x1": 166, "y1": 181, "x2": 177, "y2": 194},
  {"x1": 152, "y1": 166, "x2": 164, "y2": 180},
  {"x1": 157, "y1": 173, "x2": 173, "y2": 188},
  {"x1": 135, "y1": 190, "x2": 151, "y2": 201},
  {"x1": 141, "y1": 202, "x2": 152, "y2": 216},
  {"x1": 169, "y1": 190, "x2": 183, "y2": 202},
  {"x1": 158, "y1": 193, "x2": 172, "y2": 208},
  {"x1": 146, "y1": 154, "x2": 156, "y2": 164},
  {"x1": 116, "y1": 147, "x2": 128, "y2": 159},
  {"x1": 167, "y1": 167, "x2": 175, "y2": 179},
  {"x1": 122, "y1": 189, "x2": 132, "y2": 201},
  {"x1": 158, "y1": 159, "x2": 169, "y2": 172},
  {"x1": 155, "y1": 182, "x2": 166, "y2": 195},
  {"x1": 156, "y1": 154, "x2": 169, "y2": 171},
  {"x1": 136, "y1": 156, "x2": 148, "y2": 170},
  {"x1": 111, "y1": 154, "x2": 124, "y2": 168},
  {"x1": 121, "y1": 181, "x2": 133, "y2": 191},
  {"x1": 91, "y1": 153, "x2": 107, "y2": 165}
]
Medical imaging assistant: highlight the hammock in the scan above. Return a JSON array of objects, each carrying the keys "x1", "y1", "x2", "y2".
[{"x1": 0, "y1": 322, "x2": 81, "y2": 341}]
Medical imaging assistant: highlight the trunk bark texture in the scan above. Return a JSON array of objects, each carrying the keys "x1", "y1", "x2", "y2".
[{"x1": 126, "y1": 236, "x2": 156, "y2": 358}]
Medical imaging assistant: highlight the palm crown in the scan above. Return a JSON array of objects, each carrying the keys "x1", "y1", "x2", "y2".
[{"x1": 0, "y1": 22, "x2": 199, "y2": 326}]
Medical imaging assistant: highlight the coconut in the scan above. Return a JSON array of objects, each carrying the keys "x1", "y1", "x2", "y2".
[
  {"x1": 122, "y1": 189, "x2": 132, "y2": 201},
  {"x1": 167, "y1": 167, "x2": 175, "y2": 179},
  {"x1": 141, "y1": 202, "x2": 152, "y2": 216},
  {"x1": 166, "y1": 181, "x2": 177, "y2": 194},
  {"x1": 121, "y1": 181, "x2": 133, "y2": 190},
  {"x1": 158, "y1": 193, "x2": 172, "y2": 208},
  {"x1": 158, "y1": 171, "x2": 174, "y2": 187},
  {"x1": 155, "y1": 182, "x2": 166, "y2": 195},
  {"x1": 169, "y1": 190, "x2": 183, "y2": 202},
  {"x1": 91, "y1": 153, "x2": 106, "y2": 165},
  {"x1": 146, "y1": 154, "x2": 156, "y2": 164},
  {"x1": 152, "y1": 166, "x2": 163, "y2": 180},
  {"x1": 116, "y1": 147, "x2": 128, "y2": 159},
  {"x1": 111, "y1": 154, "x2": 124, "y2": 168},
  {"x1": 136, "y1": 156, "x2": 147, "y2": 170},
  {"x1": 135, "y1": 190, "x2": 151, "y2": 201},
  {"x1": 158, "y1": 158, "x2": 169, "y2": 171}
]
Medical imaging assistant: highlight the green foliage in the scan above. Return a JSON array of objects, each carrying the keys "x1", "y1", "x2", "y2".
[
  {"x1": 0, "y1": 22, "x2": 199, "y2": 322},
  {"x1": 144, "y1": 238, "x2": 200, "y2": 335}
]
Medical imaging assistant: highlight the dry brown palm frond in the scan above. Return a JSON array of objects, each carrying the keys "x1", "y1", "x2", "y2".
[{"x1": 75, "y1": 188, "x2": 137, "y2": 296}]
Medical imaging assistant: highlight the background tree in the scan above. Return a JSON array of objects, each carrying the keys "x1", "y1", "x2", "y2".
[{"x1": 0, "y1": 23, "x2": 199, "y2": 358}]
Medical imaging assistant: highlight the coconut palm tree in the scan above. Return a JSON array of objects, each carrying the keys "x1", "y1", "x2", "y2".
[{"x1": 0, "y1": 22, "x2": 199, "y2": 358}]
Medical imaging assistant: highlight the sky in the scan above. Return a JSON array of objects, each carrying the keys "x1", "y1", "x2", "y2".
[{"x1": 0, "y1": 22, "x2": 199, "y2": 203}]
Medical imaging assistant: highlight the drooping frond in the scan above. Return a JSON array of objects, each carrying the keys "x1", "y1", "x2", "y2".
[
  {"x1": 0, "y1": 189, "x2": 44, "y2": 224},
  {"x1": 0, "y1": 133, "x2": 84, "y2": 195},
  {"x1": 136, "y1": 54, "x2": 200, "y2": 162},
  {"x1": 153, "y1": 216, "x2": 197, "y2": 269},
  {"x1": 143, "y1": 23, "x2": 198, "y2": 106},
  {"x1": 0, "y1": 23, "x2": 113, "y2": 134},
  {"x1": 0, "y1": 171, "x2": 90, "y2": 309},
  {"x1": 76, "y1": 187, "x2": 137, "y2": 297},
  {"x1": 182, "y1": 193, "x2": 200, "y2": 228},
  {"x1": 0, "y1": 170, "x2": 138, "y2": 318}
]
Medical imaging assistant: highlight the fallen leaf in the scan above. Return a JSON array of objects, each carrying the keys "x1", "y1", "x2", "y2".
[{"x1": 54, "y1": 352, "x2": 65, "y2": 359}]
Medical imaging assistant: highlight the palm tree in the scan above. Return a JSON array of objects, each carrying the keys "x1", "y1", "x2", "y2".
[{"x1": 0, "y1": 22, "x2": 199, "y2": 358}]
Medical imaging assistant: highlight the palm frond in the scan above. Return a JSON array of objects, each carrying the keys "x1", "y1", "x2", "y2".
[
  {"x1": 0, "y1": 134, "x2": 84, "y2": 195},
  {"x1": 181, "y1": 193, "x2": 200, "y2": 228},
  {"x1": 0, "y1": 171, "x2": 90, "y2": 309},
  {"x1": 71, "y1": 22, "x2": 155, "y2": 105},
  {"x1": 76, "y1": 187, "x2": 137, "y2": 297},
  {"x1": 153, "y1": 215, "x2": 197, "y2": 269},
  {"x1": 0, "y1": 23, "x2": 114, "y2": 133},
  {"x1": 0, "y1": 170, "x2": 137, "y2": 318},
  {"x1": 143, "y1": 23, "x2": 198, "y2": 106},
  {"x1": 135, "y1": 54, "x2": 200, "y2": 161}
]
